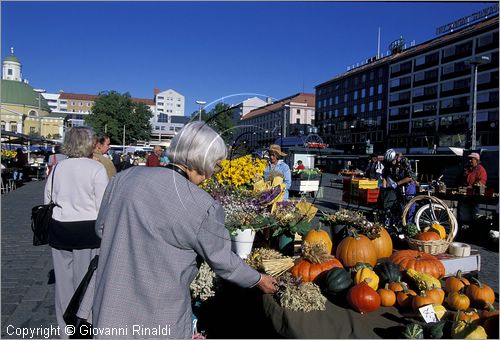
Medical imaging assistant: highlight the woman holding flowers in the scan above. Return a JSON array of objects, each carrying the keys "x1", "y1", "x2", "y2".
[
  {"x1": 93, "y1": 121, "x2": 278, "y2": 339},
  {"x1": 263, "y1": 144, "x2": 292, "y2": 200}
]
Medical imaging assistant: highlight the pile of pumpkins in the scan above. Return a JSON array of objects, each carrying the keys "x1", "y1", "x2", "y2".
[{"x1": 288, "y1": 226, "x2": 498, "y2": 339}]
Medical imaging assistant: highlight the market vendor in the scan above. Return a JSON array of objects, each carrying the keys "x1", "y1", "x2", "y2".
[
  {"x1": 380, "y1": 149, "x2": 417, "y2": 226},
  {"x1": 457, "y1": 152, "x2": 488, "y2": 229},
  {"x1": 263, "y1": 144, "x2": 292, "y2": 200}
]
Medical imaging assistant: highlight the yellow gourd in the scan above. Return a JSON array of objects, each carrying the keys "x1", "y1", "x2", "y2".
[
  {"x1": 354, "y1": 268, "x2": 379, "y2": 291},
  {"x1": 425, "y1": 223, "x2": 446, "y2": 239},
  {"x1": 451, "y1": 320, "x2": 487, "y2": 339},
  {"x1": 432, "y1": 304, "x2": 447, "y2": 320},
  {"x1": 406, "y1": 268, "x2": 442, "y2": 291}
]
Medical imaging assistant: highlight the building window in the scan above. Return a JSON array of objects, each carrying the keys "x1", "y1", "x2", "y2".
[
  {"x1": 30, "y1": 127, "x2": 36, "y2": 134},
  {"x1": 7, "y1": 69, "x2": 12, "y2": 75},
  {"x1": 344, "y1": 107, "x2": 348, "y2": 116},
  {"x1": 158, "y1": 102, "x2": 164, "y2": 106},
  {"x1": 344, "y1": 94, "x2": 348, "y2": 102},
  {"x1": 335, "y1": 96, "x2": 339, "y2": 104},
  {"x1": 378, "y1": 84, "x2": 383, "y2": 94},
  {"x1": 377, "y1": 100, "x2": 382, "y2": 110},
  {"x1": 353, "y1": 105, "x2": 358, "y2": 114},
  {"x1": 296, "y1": 118, "x2": 300, "y2": 124},
  {"x1": 353, "y1": 91, "x2": 358, "y2": 100},
  {"x1": 361, "y1": 89, "x2": 366, "y2": 98},
  {"x1": 323, "y1": 99, "x2": 327, "y2": 107},
  {"x1": 317, "y1": 101, "x2": 322, "y2": 108},
  {"x1": 414, "y1": 87, "x2": 425, "y2": 97},
  {"x1": 361, "y1": 103, "x2": 365, "y2": 113},
  {"x1": 369, "y1": 86, "x2": 374, "y2": 96},
  {"x1": 369, "y1": 102, "x2": 373, "y2": 111},
  {"x1": 370, "y1": 71, "x2": 374, "y2": 80},
  {"x1": 362, "y1": 74, "x2": 366, "y2": 82},
  {"x1": 334, "y1": 109, "x2": 339, "y2": 117},
  {"x1": 477, "y1": 33, "x2": 494, "y2": 47}
]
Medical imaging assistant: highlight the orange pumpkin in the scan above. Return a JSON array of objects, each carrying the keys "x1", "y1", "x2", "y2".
[
  {"x1": 304, "y1": 227, "x2": 333, "y2": 254},
  {"x1": 336, "y1": 230, "x2": 377, "y2": 268},
  {"x1": 370, "y1": 227, "x2": 393, "y2": 259},
  {"x1": 396, "y1": 282, "x2": 417, "y2": 310},
  {"x1": 426, "y1": 285, "x2": 445, "y2": 305},
  {"x1": 347, "y1": 280, "x2": 381, "y2": 314},
  {"x1": 444, "y1": 270, "x2": 470, "y2": 293},
  {"x1": 388, "y1": 281, "x2": 405, "y2": 293},
  {"x1": 446, "y1": 291, "x2": 470, "y2": 311},
  {"x1": 389, "y1": 250, "x2": 445, "y2": 279},
  {"x1": 291, "y1": 257, "x2": 343, "y2": 283},
  {"x1": 465, "y1": 277, "x2": 495, "y2": 309},
  {"x1": 457, "y1": 309, "x2": 480, "y2": 324},
  {"x1": 415, "y1": 231, "x2": 441, "y2": 241},
  {"x1": 412, "y1": 291, "x2": 435, "y2": 312},
  {"x1": 377, "y1": 283, "x2": 396, "y2": 307}
]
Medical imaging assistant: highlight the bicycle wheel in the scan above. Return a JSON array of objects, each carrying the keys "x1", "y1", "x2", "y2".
[{"x1": 414, "y1": 203, "x2": 458, "y2": 239}]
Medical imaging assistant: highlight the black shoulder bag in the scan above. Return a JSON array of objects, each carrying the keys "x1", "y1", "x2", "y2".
[{"x1": 31, "y1": 164, "x2": 58, "y2": 246}]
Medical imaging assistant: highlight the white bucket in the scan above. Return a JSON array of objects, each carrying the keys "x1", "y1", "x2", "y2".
[{"x1": 230, "y1": 229, "x2": 256, "y2": 259}]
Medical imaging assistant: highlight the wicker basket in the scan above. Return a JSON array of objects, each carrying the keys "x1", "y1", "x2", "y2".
[{"x1": 402, "y1": 195, "x2": 456, "y2": 255}]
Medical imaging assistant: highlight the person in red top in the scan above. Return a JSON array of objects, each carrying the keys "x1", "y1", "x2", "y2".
[
  {"x1": 457, "y1": 152, "x2": 488, "y2": 232},
  {"x1": 295, "y1": 160, "x2": 305, "y2": 171},
  {"x1": 146, "y1": 145, "x2": 163, "y2": 167},
  {"x1": 462, "y1": 152, "x2": 487, "y2": 186}
]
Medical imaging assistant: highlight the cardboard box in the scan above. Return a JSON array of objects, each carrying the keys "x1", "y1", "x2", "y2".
[{"x1": 436, "y1": 250, "x2": 481, "y2": 277}]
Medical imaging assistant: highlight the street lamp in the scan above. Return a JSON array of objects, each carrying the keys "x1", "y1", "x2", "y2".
[
  {"x1": 34, "y1": 88, "x2": 46, "y2": 136},
  {"x1": 195, "y1": 100, "x2": 207, "y2": 122},
  {"x1": 468, "y1": 55, "x2": 490, "y2": 150}
]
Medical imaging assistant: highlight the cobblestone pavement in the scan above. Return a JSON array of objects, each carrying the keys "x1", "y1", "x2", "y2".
[{"x1": 1, "y1": 176, "x2": 498, "y2": 339}]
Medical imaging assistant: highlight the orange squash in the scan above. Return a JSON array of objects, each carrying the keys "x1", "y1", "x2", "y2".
[
  {"x1": 457, "y1": 309, "x2": 480, "y2": 324},
  {"x1": 446, "y1": 291, "x2": 470, "y2": 311},
  {"x1": 426, "y1": 285, "x2": 445, "y2": 305},
  {"x1": 304, "y1": 227, "x2": 333, "y2": 254},
  {"x1": 388, "y1": 281, "x2": 405, "y2": 293},
  {"x1": 444, "y1": 270, "x2": 470, "y2": 293},
  {"x1": 336, "y1": 229, "x2": 377, "y2": 268},
  {"x1": 370, "y1": 227, "x2": 393, "y2": 259},
  {"x1": 390, "y1": 250, "x2": 445, "y2": 279},
  {"x1": 396, "y1": 282, "x2": 417, "y2": 310},
  {"x1": 412, "y1": 291, "x2": 435, "y2": 312},
  {"x1": 377, "y1": 283, "x2": 396, "y2": 307},
  {"x1": 415, "y1": 231, "x2": 441, "y2": 241},
  {"x1": 291, "y1": 257, "x2": 343, "y2": 283},
  {"x1": 465, "y1": 277, "x2": 495, "y2": 309}
]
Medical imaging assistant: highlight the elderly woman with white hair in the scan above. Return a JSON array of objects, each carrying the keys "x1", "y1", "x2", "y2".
[
  {"x1": 44, "y1": 126, "x2": 109, "y2": 337},
  {"x1": 92, "y1": 121, "x2": 278, "y2": 339}
]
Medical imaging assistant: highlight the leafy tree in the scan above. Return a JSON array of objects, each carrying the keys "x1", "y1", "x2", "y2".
[
  {"x1": 190, "y1": 102, "x2": 234, "y2": 144},
  {"x1": 85, "y1": 91, "x2": 153, "y2": 145}
]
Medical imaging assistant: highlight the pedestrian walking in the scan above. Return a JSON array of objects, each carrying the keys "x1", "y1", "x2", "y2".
[{"x1": 44, "y1": 127, "x2": 109, "y2": 337}]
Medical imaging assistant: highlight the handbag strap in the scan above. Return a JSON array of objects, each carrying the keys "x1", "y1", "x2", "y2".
[{"x1": 49, "y1": 164, "x2": 57, "y2": 205}]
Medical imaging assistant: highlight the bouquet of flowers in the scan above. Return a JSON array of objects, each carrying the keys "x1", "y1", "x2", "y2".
[
  {"x1": 1, "y1": 149, "x2": 17, "y2": 159},
  {"x1": 320, "y1": 209, "x2": 383, "y2": 239},
  {"x1": 270, "y1": 200, "x2": 317, "y2": 237},
  {"x1": 213, "y1": 155, "x2": 267, "y2": 188}
]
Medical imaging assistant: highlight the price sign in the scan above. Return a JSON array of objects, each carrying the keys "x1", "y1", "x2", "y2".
[{"x1": 419, "y1": 304, "x2": 438, "y2": 323}]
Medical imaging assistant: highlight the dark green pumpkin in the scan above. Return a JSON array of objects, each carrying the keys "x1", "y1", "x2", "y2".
[
  {"x1": 321, "y1": 267, "x2": 353, "y2": 296},
  {"x1": 403, "y1": 323, "x2": 424, "y2": 339},
  {"x1": 351, "y1": 262, "x2": 373, "y2": 274},
  {"x1": 375, "y1": 261, "x2": 402, "y2": 285},
  {"x1": 425, "y1": 320, "x2": 446, "y2": 339}
]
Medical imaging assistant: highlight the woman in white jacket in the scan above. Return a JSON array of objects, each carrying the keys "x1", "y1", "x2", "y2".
[{"x1": 44, "y1": 126, "x2": 109, "y2": 337}]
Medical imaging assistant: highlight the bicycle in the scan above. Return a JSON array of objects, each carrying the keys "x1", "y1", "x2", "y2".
[{"x1": 402, "y1": 176, "x2": 458, "y2": 240}]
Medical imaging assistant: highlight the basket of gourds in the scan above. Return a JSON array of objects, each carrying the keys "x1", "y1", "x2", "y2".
[{"x1": 402, "y1": 196, "x2": 456, "y2": 255}]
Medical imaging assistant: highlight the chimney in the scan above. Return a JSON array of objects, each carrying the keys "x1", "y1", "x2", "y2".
[
  {"x1": 266, "y1": 97, "x2": 273, "y2": 104},
  {"x1": 154, "y1": 84, "x2": 160, "y2": 97}
]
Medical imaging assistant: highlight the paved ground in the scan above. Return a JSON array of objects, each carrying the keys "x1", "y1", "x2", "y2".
[{"x1": 1, "y1": 176, "x2": 498, "y2": 339}]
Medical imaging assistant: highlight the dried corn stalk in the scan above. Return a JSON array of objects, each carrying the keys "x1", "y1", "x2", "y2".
[{"x1": 276, "y1": 273, "x2": 326, "y2": 312}]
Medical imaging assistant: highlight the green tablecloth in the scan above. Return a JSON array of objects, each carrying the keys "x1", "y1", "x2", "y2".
[
  {"x1": 262, "y1": 294, "x2": 408, "y2": 339},
  {"x1": 197, "y1": 283, "x2": 411, "y2": 339}
]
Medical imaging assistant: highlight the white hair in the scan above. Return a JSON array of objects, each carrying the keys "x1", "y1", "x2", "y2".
[{"x1": 166, "y1": 121, "x2": 227, "y2": 176}]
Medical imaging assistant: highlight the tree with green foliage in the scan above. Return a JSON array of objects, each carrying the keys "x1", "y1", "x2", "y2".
[
  {"x1": 84, "y1": 91, "x2": 153, "y2": 145},
  {"x1": 190, "y1": 102, "x2": 234, "y2": 144}
]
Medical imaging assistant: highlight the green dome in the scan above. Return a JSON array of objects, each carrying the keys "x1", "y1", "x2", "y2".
[
  {"x1": 1, "y1": 79, "x2": 50, "y2": 111},
  {"x1": 4, "y1": 55, "x2": 20, "y2": 63}
]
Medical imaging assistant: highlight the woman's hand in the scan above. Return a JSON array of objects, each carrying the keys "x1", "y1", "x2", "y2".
[{"x1": 256, "y1": 274, "x2": 279, "y2": 294}]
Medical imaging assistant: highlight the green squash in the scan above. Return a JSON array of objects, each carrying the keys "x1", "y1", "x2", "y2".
[
  {"x1": 321, "y1": 267, "x2": 353, "y2": 296},
  {"x1": 425, "y1": 320, "x2": 446, "y2": 339},
  {"x1": 375, "y1": 261, "x2": 402, "y2": 284},
  {"x1": 403, "y1": 323, "x2": 424, "y2": 339}
]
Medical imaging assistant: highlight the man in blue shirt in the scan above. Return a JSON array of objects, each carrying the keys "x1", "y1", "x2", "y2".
[{"x1": 263, "y1": 144, "x2": 292, "y2": 200}]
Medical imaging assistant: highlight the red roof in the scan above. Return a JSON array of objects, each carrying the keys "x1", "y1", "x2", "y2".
[
  {"x1": 241, "y1": 93, "x2": 315, "y2": 120},
  {"x1": 59, "y1": 92, "x2": 155, "y2": 105}
]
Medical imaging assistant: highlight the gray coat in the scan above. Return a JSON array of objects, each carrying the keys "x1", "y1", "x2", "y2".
[{"x1": 92, "y1": 166, "x2": 260, "y2": 338}]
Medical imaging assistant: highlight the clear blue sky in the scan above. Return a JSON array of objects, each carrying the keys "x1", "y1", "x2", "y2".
[{"x1": 1, "y1": 1, "x2": 494, "y2": 115}]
